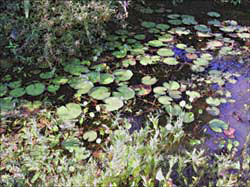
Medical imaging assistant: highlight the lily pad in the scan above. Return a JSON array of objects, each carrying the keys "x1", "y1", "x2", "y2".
[
  {"x1": 40, "y1": 71, "x2": 54, "y2": 79},
  {"x1": 88, "y1": 86, "x2": 110, "y2": 100},
  {"x1": 10, "y1": 87, "x2": 26, "y2": 97},
  {"x1": 148, "y1": 40, "x2": 164, "y2": 47},
  {"x1": 139, "y1": 56, "x2": 153, "y2": 66},
  {"x1": 100, "y1": 73, "x2": 114, "y2": 85},
  {"x1": 133, "y1": 84, "x2": 152, "y2": 96},
  {"x1": 114, "y1": 69, "x2": 133, "y2": 82},
  {"x1": 168, "y1": 90, "x2": 182, "y2": 99},
  {"x1": 112, "y1": 49, "x2": 127, "y2": 58},
  {"x1": 52, "y1": 76, "x2": 68, "y2": 85},
  {"x1": 153, "y1": 86, "x2": 167, "y2": 95},
  {"x1": 0, "y1": 97, "x2": 16, "y2": 112},
  {"x1": 83, "y1": 130, "x2": 98, "y2": 142},
  {"x1": 157, "y1": 48, "x2": 174, "y2": 56},
  {"x1": 104, "y1": 97, "x2": 124, "y2": 112},
  {"x1": 183, "y1": 112, "x2": 195, "y2": 123},
  {"x1": 209, "y1": 119, "x2": 229, "y2": 133},
  {"x1": 122, "y1": 59, "x2": 136, "y2": 67},
  {"x1": 64, "y1": 64, "x2": 89, "y2": 76},
  {"x1": 158, "y1": 96, "x2": 173, "y2": 105},
  {"x1": 141, "y1": 76, "x2": 158, "y2": 85},
  {"x1": 8, "y1": 81, "x2": 22, "y2": 89},
  {"x1": 168, "y1": 19, "x2": 182, "y2": 25},
  {"x1": 113, "y1": 86, "x2": 135, "y2": 100},
  {"x1": 47, "y1": 85, "x2": 60, "y2": 93},
  {"x1": 206, "y1": 97, "x2": 221, "y2": 107},
  {"x1": 206, "y1": 106, "x2": 220, "y2": 116},
  {"x1": 156, "y1": 24, "x2": 170, "y2": 31},
  {"x1": 57, "y1": 103, "x2": 82, "y2": 121},
  {"x1": 194, "y1": 24, "x2": 210, "y2": 32},
  {"x1": 163, "y1": 57, "x2": 179, "y2": 65},
  {"x1": 26, "y1": 83, "x2": 45, "y2": 96},
  {"x1": 134, "y1": 34, "x2": 146, "y2": 40},
  {"x1": 141, "y1": 21, "x2": 156, "y2": 28},
  {"x1": 207, "y1": 11, "x2": 221, "y2": 18}
]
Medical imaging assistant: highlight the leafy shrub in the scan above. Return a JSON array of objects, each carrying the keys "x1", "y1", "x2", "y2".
[{"x1": 0, "y1": 0, "x2": 120, "y2": 64}]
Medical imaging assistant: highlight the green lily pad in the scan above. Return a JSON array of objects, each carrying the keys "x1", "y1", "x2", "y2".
[
  {"x1": 22, "y1": 101, "x2": 42, "y2": 111},
  {"x1": 83, "y1": 130, "x2": 98, "y2": 142},
  {"x1": 209, "y1": 119, "x2": 229, "y2": 133},
  {"x1": 10, "y1": 87, "x2": 26, "y2": 97},
  {"x1": 64, "y1": 64, "x2": 89, "y2": 76},
  {"x1": 183, "y1": 112, "x2": 195, "y2": 123},
  {"x1": 153, "y1": 86, "x2": 167, "y2": 95},
  {"x1": 113, "y1": 86, "x2": 135, "y2": 100},
  {"x1": 133, "y1": 84, "x2": 152, "y2": 96},
  {"x1": 163, "y1": 57, "x2": 179, "y2": 65},
  {"x1": 148, "y1": 40, "x2": 164, "y2": 47},
  {"x1": 88, "y1": 86, "x2": 110, "y2": 100},
  {"x1": 40, "y1": 71, "x2": 54, "y2": 79},
  {"x1": 168, "y1": 19, "x2": 182, "y2": 25},
  {"x1": 206, "y1": 97, "x2": 221, "y2": 107},
  {"x1": 194, "y1": 24, "x2": 210, "y2": 32},
  {"x1": 47, "y1": 85, "x2": 60, "y2": 93},
  {"x1": 139, "y1": 56, "x2": 154, "y2": 66},
  {"x1": 206, "y1": 106, "x2": 220, "y2": 116},
  {"x1": 104, "y1": 97, "x2": 124, "y2": 112},
  {"x1": 100, "y1": 73, "x2": 114, "y2": 85},
  {"x1": 167, "y1": 14, "x2": 180, "y2": 19},
  {"x1": 158, "y1": 96, "x2": 173, "y2": 105},
  {"x1": 26, "y1": 83, "x2": 45, "y2": 96},
  {"x1": 158, "y1": 34, "x2": 174, "y2": 42},
  {"x1": 52, "y1": 76, "x2": 68, "y2": 85},
  {"x1": 114, "y1": 69, "x2": 133, "y2": 82},
  {"x1": 8, "y1": 81, "x2": 22, "y2": 89},
  {"x1": 112, "y1": 49, "x2": 127, "y2": 58},
  {"x1": 141, "y1": 21, "x2": 156, "y2": 28},
  {"x1": 207, "y1": 11, "x2": 221, "y2": 18},
  {"x1": 122, "y1": 59, "x2": 136, "y2": 67},
  {"x1": 68, "y1": 78, "x2": 93, "y2": 92},
  {"x1": 182, "y1": 17, "x2": 197, "y2": 25},
  {"x1": 164, "y1": 81, "x2": 180, "y2": 90},
  {"x1": 193, "y1": 58, "x2": 209, "y2": 66},
  {"x1": 141, "y1": 76, "x2": 158, "y2": 85},
  {"x1": 57, "y1": 103, "x2": 82, "y2": 121},
  {"x1": 134, "y1": 34, "x2": 146, "y2": 40},
  {"x1": 157, "y1": 48, "x2": 174, "y2": 56},
  {"x1": 156, "y1": 24, "x2": 170, "y2": 31},
  {"x1": 86, "y1": 71, "x2": 101, "y2": 83},
  {"x1": 168, "y1": 90, "x2": 182, "y2": 99},
  {"x1": 186, "y1": 91, "x2": 201, "y2": 102}
]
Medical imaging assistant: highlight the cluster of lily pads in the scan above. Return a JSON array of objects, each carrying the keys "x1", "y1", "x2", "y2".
[{"x1": 1, "y1": 8, "x2": 249, "y2": 148}]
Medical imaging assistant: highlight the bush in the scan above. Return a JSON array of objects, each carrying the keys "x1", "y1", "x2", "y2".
[{"x1": 0, "y1": 0, "x2": 121, "y2": 64}]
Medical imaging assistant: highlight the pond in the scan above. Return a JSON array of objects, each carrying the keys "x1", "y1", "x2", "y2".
[{"x1": 0, "y1": 0, "x2": 249, "y2": 156}]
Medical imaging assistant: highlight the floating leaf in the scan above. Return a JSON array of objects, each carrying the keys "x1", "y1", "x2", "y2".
[
  {"x1": 156, "y1": 24, "x2": 170, "y2": 31},
  {"x1": 64, "y1": 64, "x2": 89, "y2": 76},
  {"x1": 40, "y1": 71, "x2": 54, "y2": 79},
  {"x1": 10, "y1": 87, "x2": 26, "y2": 97},
  {"x1": 206, "y1": 97, "x2": 221, "y2": 106},
  {"x1": 141, "y1": 21, "x2": 156, "y2": 28},
  {"x1": 88, "y1": 86, "x2": 110, "y2": 100},
  {"x1": 114, "y1": 69, "x2": 133, "y2": 82},
  {"x1": 168, "y1": 90, "x2": 182, "y2": 99},
  {"x1": 157, "y1": 48, "x2": 174, "y2": 56},
  {"x1": 134, "y1": 34, "x2": 146, "y2": 40},
  {"x1": 100, "y1": 73, "x2": 114, "y2": 85},
  {"x1": 57, "y1": 103, "x2": 82, "y2": 121},
  {"x1": 168, "y1": 19, "x2": 182, "y2": 25},
  {"x1": 47, "y1": 85, "x2": 60, "y2": 93},
  {"x1": 113, "y1": 86, "x2": 135, "y2": 100},
  {"x1": 209, "y1": 119, "x2": 229, "y2": 133},
  {"x1": 206, "y1": 106, "x2": 220, "y2": 116},
  {"x1": 158, "y1": 96, "x2": 173, "y2": 105},
  {"x1": 26, "y1": 83, "x2": 45, "y2": 96},
  {"x1": 112, "y1": 49, "x2": 127, "y2": 58},
  {"x1": 83, "y1": 130, "x2": 98, "y2": 142},
  {"x1": 0, "y1": 97, "x2": 16, "y2": 112},
  {"x1": 194, "y1": 24, "x2": 210, "y2": 32},
  {"x1": 8, "y1": 81, "x2": 22, "y2": 89},
  {"x1": 53, "y1": 76, "x2": 68, "y2": 85},
  {"x1": 163, "y1": 57, "x2": 179, "y2": 65},
  {"x1": 183, "y1": 112, "x2": 194, "y2": 123},
  {"x1": 153, "y1": 86, "x2": 167, "y2": 95},
  {"x1": 139, "y1": 56, "x2": 153, "y2": 66},
  {"x1": 148, "y1": 40, "x2": 164, "y2": 47},
  {"x1": 141, "y1": 76, "x2": 158, "y2": 85},
  {"x1": 133, "y1": 84, "x2": 151, "y2": 96},
  {"x1": 207, "y1": 11, "x2": 221, "y2": 18},
  {"x1": 104, "y1": 97, "x2": 124, "y2": 111}
]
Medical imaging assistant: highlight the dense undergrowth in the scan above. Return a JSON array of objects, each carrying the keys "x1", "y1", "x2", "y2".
[{"x1": 1, "y1": 0, "x2": 250, "y2": 186}]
